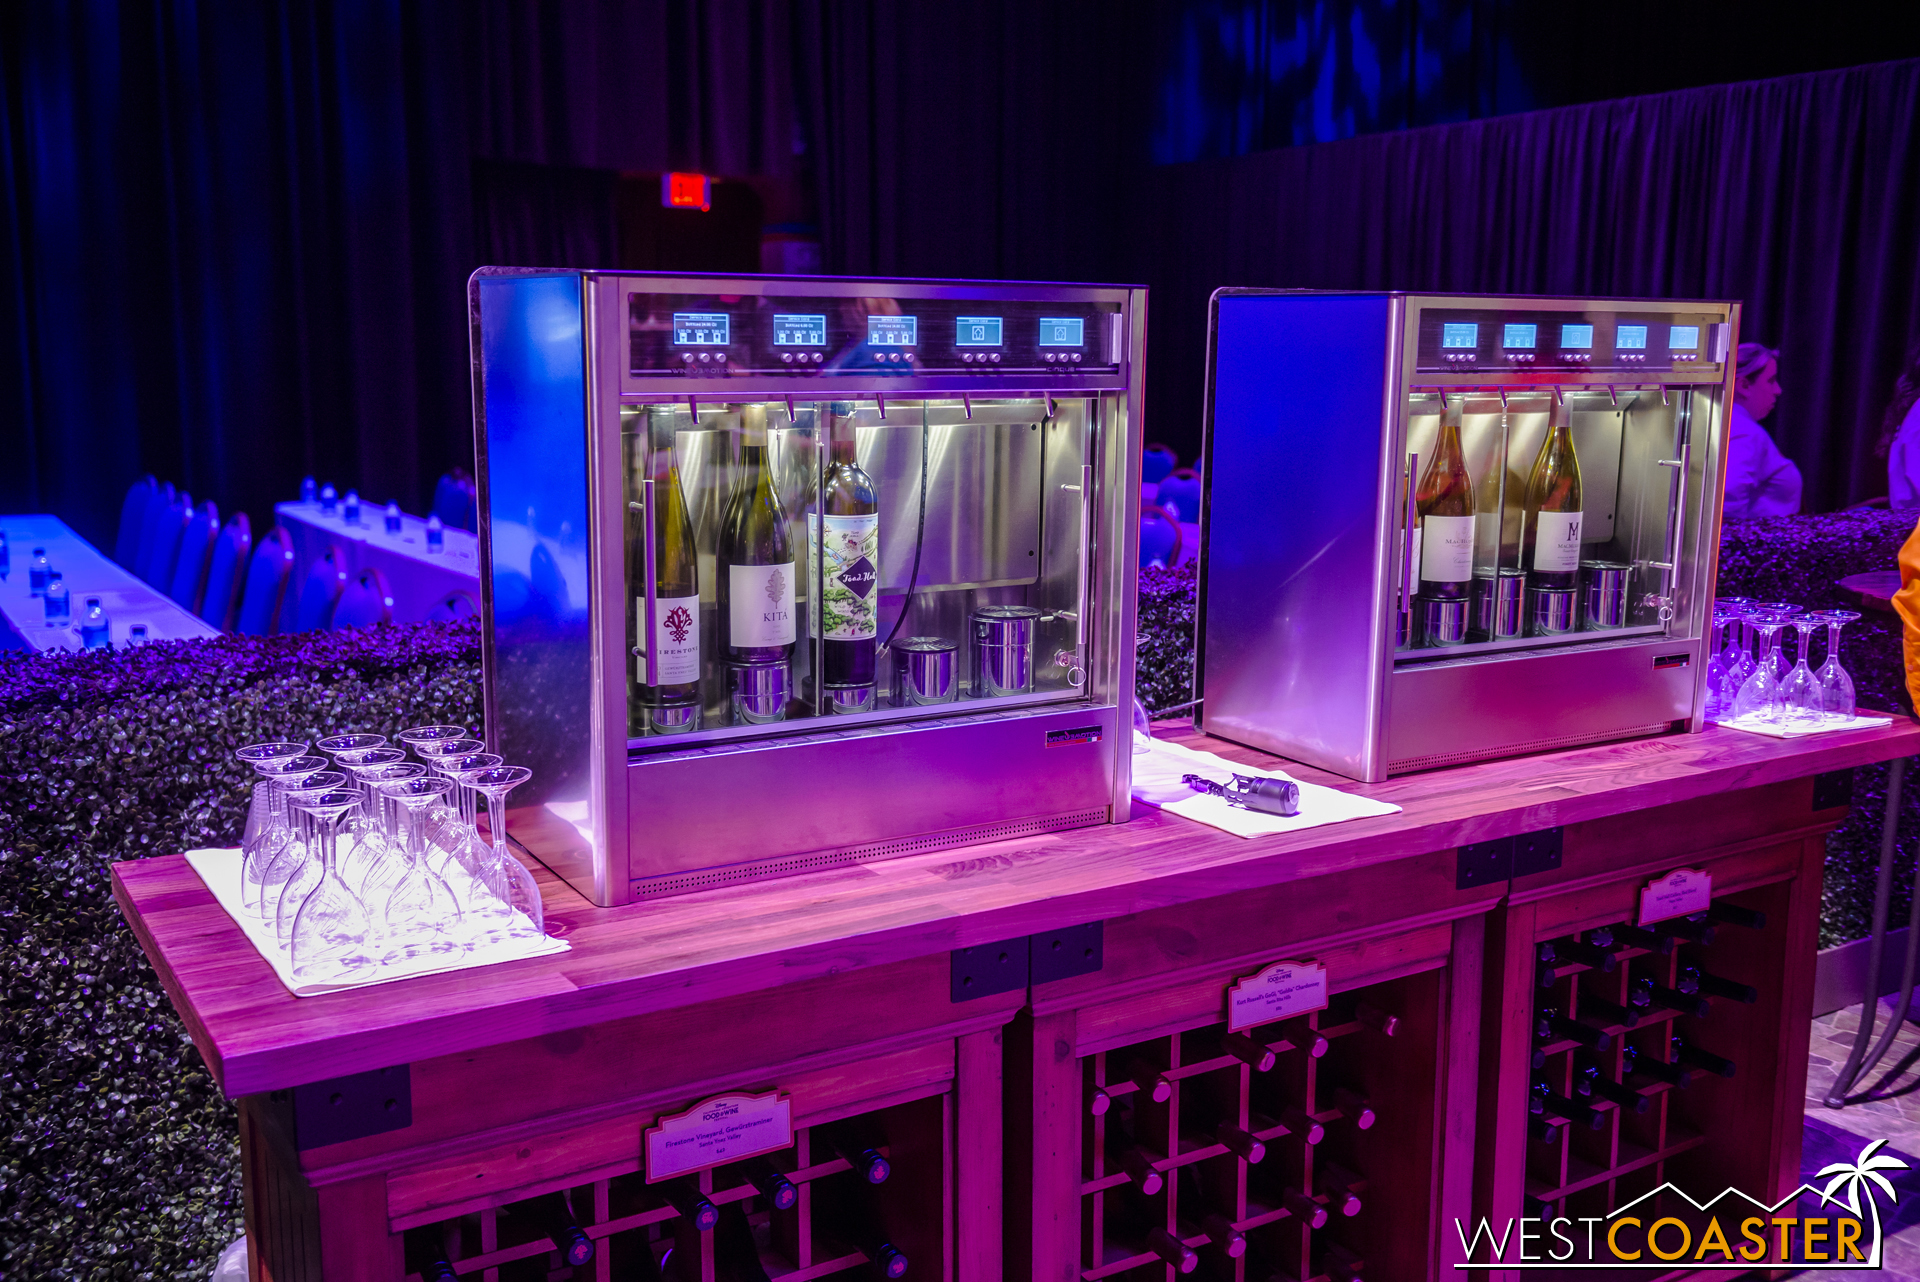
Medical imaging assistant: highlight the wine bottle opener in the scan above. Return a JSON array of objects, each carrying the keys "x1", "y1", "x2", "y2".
[{"x1": 1182, "y1": 772, "x2": 1301, "y2": 817}]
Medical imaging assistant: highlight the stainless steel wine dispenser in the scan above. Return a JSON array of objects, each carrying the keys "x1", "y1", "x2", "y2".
[
  {"x1": 470, "y1": 269, "x2": 1145, "y2": 905},
  {"x1": 1196, "y1": 291, "x2": 1738, "y2": 782}
]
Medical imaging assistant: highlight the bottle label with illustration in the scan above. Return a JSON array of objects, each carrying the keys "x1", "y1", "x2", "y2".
[
  {"x1": 1532, "y1": 510, "x2": 1584, "y2": 573},
  {"x1": 637, "y1": 593, "x2": 702, "y2": 684},
  {"x1": 807, "y1": 513, "x2": 880, "y2": 641},
  {"x1": 1419, "y1": 514, "x2": 1475, "y2": 584},
  {"x1": 729, "y1": 563, "x2": 796, "y2": 647}
]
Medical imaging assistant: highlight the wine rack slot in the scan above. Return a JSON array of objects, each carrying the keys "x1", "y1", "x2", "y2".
[
  {"x1": 1073, "y1": 972, "x2": 1442, "y2": 1282},
  {"x1": 401, "y1": 1097, "x2": 943, "y2": 1282},
  {"x1": 1516, "y1": 883, "x2": 1791, "y2": 1226}
]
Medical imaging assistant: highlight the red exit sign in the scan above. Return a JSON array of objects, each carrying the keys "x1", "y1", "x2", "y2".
[{"x1": 662, "y1": 172, "x2": 711, "y2": 211}]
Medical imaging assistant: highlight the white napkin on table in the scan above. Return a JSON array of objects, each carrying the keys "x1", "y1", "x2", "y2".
[
  {"x1": 184, "y1": 847, "x2": 569, "y2": 998},
  {"x1": 1711, "y1": 712, "x2": 1893, "y2": 740},
  {"x1": 1130, "y1": 737, "x2": 1401, "y2": 838}
]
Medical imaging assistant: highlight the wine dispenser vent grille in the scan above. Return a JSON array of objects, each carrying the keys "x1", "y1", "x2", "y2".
[
  {"x1": 1389, "y1": 721, "x2": 1671, "y2": 775},
  {"x1": 632, "y1": 808, "x2": 1111, "y2": 898}
]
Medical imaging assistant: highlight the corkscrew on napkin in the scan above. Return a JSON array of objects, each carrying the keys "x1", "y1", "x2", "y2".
[
  {"x1": 1131, "y1": 736, "x2": 1400, "y2": 838},
  {"x1": 1182, "y1": 772, "x2": 1302, "y2": 817}
]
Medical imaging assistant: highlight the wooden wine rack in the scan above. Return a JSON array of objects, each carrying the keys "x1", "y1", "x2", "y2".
[
  {"x1": 398, "y1": 1095, "x2": 944, "y2": 1281},
  {"x1": 1478, "y1": 774, "x2": 1841, "y2": 1273}
]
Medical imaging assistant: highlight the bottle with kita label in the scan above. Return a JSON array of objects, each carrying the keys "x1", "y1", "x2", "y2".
[
  {"x1": 629, "y1": 405, "x2": 702, "y2": 736},
  {"x1": 719, "y1": 403, "x2": 796, "y2": 724}
]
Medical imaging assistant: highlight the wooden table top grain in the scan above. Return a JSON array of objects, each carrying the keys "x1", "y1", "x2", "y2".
[{"x1": 112, "y1": 719, "x2": 1920, "y2": 1097}]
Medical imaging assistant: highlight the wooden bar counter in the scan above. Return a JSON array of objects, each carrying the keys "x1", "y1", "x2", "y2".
[{"x1": 113, "y1": 720, "x2": 1920, "y2": 1282}]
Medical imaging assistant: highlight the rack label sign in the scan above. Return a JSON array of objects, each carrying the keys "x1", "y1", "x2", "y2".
[
  {"x1": 1638, "y1": 868, "x2": 1712, "y2": 926},
  {"x1": 645, "y1": 1091, "x2": 792, "y2": 1182},
  {"x1": 1227, "y1": 959, "x2": 1328, "y2": 1032}
]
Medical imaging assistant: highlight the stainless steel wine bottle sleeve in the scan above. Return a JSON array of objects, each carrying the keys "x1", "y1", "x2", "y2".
[
  {"x1": 641, "y1": 477, "x2": 658, "y2": 686},
  {"x1": 1401, "y1": 453, "x2": 1418, "y2": 615}
]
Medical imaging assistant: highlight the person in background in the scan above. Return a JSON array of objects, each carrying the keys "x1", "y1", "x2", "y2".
[
  {"x1": 1878, "y1": 344, "x2": 1920, "y2": 506},
  {"x1": 1722, "y1": 342, "x2": 1803, "y2": 520}
]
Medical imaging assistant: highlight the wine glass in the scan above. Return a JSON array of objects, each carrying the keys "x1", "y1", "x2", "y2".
[
  {"x1": 1731, "y1": 612, "x2": 1789, "y2": 724},
  {"x1": 246, "y1": 754, "x2": 329, "y2": 919},
  {"x1": 1704, "y1": 609, "x2": 1734, "y2": 720},
  {"x1": 1779, "y1": 617, "x2": 1823, "y2": 730},
  {"x1": 1754, "y1": 602, "x2": 1801, "y2": 678},
  {"x1": 411, "y1": 737, "x2": 486, "y2": 850},
  {"x1": 332, "y1": 745, "x2": 405, "y2": 844},
  {"x1": 430, "y1": 751, "x2": 503, "y2": 893},
  {"x1": 266, "y1": 770, "x2": 348, "y2": 940},
  {"x1": 343, "y1": 760, "x2": 425, "y2": 905},
  {"x1": 1718, "y1": 607, "x2": 1756, "y2": 694},
  {"x1": 397, "y1": 725, "x2": 470, "y2": 761},
  {"x1": 1815, "y1": 609, "x2": 1861, "y2": 723},
  {"x1": 235, "y1": 742, "x2": 309, "y2": 903},
  {"x1": 374, "y1": 775, "x2": 466, "y2": 963},
  {"x1": 465, "y1": 765, "x2": 545, "y2": 938},
  {"x1": 286, "y1": 788, "x2": 377, "y2": 982},
  {"x1": 315, "y1": 732, "x2": 387, "y2": 758}
]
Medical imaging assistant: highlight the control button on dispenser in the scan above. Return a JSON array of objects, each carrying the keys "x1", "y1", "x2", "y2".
[
  {"x1": 961, "y1": 353, "x2": 973, "y2": 363},
  {"x1": 714, "y1": 352, "x2": 726, "y2": 363},
  {"x1": 1071, "y1": 352, "x2": 1082, "y2": 362},
  {"x1": 989, "y1": 352, "x2": 1001, "y2": 362},
  {"x1": 782, "y1": 352, "x2": 794, "y2": 363},
  {"x1": 698, "y1": 352, "x2": 712, "y2": 363},
  {"x1": 681, "y1": 352, "x2": 695, "y2": 363}
]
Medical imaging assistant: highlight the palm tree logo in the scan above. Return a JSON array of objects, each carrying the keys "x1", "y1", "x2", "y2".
[{"x1": 1817, "y1": 1139, "x2": 1909, "y2": 1266}]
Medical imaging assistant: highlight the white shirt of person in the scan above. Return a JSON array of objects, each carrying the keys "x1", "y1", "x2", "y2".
[
  {"x1": 1888, "y1": 398, "x2": 1920, "y2": 506},
  {"x1": 1722, "y1": 402, "x2": 1802, "y2": 520}
]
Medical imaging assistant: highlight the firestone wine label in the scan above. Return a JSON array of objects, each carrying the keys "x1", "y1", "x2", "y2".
[
  {"x1": 1532, "y1": 510, "x2": 1583, "y2": 573},
  {"x1": 638, "y1": 593, "x2": 701, "y2": 684},
  {"x1": 808, "y1": 513, "x2": 880, "y2": 641},
  {"x1": 1419, "y1": 514, "x2": 1474, "y2": 583},
  {"x1": 729, "y1": 562, "x2": 796, "y2": 647}
]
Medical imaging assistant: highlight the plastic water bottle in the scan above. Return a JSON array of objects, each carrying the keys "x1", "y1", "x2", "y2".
[
  {"x1": 127, "y1": 624, "x2": 150, "y2": 646},
  {"x1": 79, "y1": 598, "x2": 110, "y2": 649},
  {"x1": 43, "y1": 571, "x2": 70, "y2": 626},
  {"x1": 426, "y1": 514, "x2": 445, "y2": 553},
  {"x1": 343, "y1": 490, "x2": 361, "y2": 524},
  {"x1": 0, "y1": 530, "x2": 9, "y2": 577},
  {"x1": 384, "y1": 501, "x2": 402, "y2": 534},
  {"x1": 301, "y1": 476, "x2": 317, "y2": 504},
  {"x1": 28, "y1": 547, "x2": 49, "y2": 596},
  {"x1": 320, "y1": 484, "x2": 338, "y2": 515}
]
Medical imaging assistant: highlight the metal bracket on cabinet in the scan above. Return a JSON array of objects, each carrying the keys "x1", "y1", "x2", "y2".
[
  {"x1": 1455, "y1": 826, "x2": 1564, "y2": 889},
  {"x1": 951, "y1": 921, "x2": 1105, "y2": 1000},
  {"x1": 289, "y1": 1064, "x2": 412, "y2": 1150},
  {"x1": 1813, "y1": 768, "x2": 1856, "y2": 811}
]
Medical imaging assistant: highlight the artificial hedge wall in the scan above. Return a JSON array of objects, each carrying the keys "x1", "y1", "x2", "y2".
[
  {"x1": 0, "y1": 622, "x2": 483, "y2": 1279},
  {"x1": 1, "y1": 511, "x2": 1913, "y2": 1274}
]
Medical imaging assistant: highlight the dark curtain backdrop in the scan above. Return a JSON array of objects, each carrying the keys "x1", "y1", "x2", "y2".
[{"x1": 1134, "y1": 57, "x2": 1920, "y2": 510}]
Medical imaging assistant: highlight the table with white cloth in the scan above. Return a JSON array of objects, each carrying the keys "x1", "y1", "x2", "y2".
[
  {"x1": 0, "y1": 514, "x2": 222, "y2": 651},
  {"x1": 274, "y1": 500, "x2": 481, "y2": 625}
]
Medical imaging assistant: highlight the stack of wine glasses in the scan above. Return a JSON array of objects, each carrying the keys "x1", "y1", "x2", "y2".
[
  {"x1": 234, "y1": 725, "x2": 546, "y2": 983},
  {"x1": 1708, "y1": 597, "x2": 1859, "y2": 728}
]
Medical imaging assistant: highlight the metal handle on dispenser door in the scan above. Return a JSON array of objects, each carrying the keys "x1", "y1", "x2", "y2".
[
  {"x1": 1646, "y1": 438, "x2": 1690, "y2": 626},
  {"x1": 1072, "y1": 464, "x2": 1091, "y2": 648},
  {"x1": 1401, "y1": 454, "x2": 1419, "y2": 616},
  {"x1": 638, "y1": 479, "x2": 658, "y2": 685}
]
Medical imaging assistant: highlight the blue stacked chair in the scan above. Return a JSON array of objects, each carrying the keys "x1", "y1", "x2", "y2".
[
  {"x1": 233, "y1": 527, "x2": 296, "y2": 635},
  {"x1": 1155, "y1": 468, "x2": 1204, "y2": 524},
  {"x1": 1142, "y1": 444, "x2": 1179, "y2": 486},
  {"x1": 426, "y1": 590, "x2": 478, "y2": 623},
  {"x1": 198, "y1": 514, "x2": 253, "y2": 631},
  {"x1": 1140, "y1": 505, "x2": 1182, "y2": 568},
  {"x1": 132, "y1": 482, "x2": 180, "y2": 584},
  {"x1": 432, "y1": 473, "x2": 479, "y2": 532},
  {"x1": 290, "y1": 544, "x2": 350, "y2": 632},
  {"x1": 331, "y1": 567, "x2": 394, "y2": 629},
  {"x1": 114, "y1": 476, "x2": 159, "y2": 569},
  {"x1": 166, "y1": 501, "x2": 221, "y2": 612}
]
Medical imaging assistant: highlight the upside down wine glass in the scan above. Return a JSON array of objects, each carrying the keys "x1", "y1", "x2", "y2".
[
  {"x1": 286, "y1": 788, "x2": 377, "y2": 982},
  {"x1": 466, "y1": 765, "x2": 545, "y2": 938},
  {"x1": 1704, "y1": 610, "x2": 1734, "y2": 720},
  {"x1": 376, "y1": 775, "x2": 466, "y2": 963},
  {"x1": 270, "y1": 771, "x2": 349, "y2": 943},
  {"x1": 247, "y1": 754, "x2": 329, "y2": 920},
  {"x1": 348, "y1": 760, "x2": 426, "y2": 908},
  {"x1": 1779, "y1": 616, "x2": 1823, "y2": 730},
  {"x1": 1754, "y1": 602, "x2": 1801, "y2": 679},
  {"x1": 1815, "y1": 609, "x2": 1861, "y2": 723},
  {"x1": 1731, "y1": 612, "x2": 1789, "y2": 724},
  {"x1": 235, "y1": 742, "x2": 309, "y2": 904}
]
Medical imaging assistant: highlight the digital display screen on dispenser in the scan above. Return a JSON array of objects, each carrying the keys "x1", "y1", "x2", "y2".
[
  {"x1": 1038, "y1": 317, "x2": 1084, "y2": 347},
  {"x1": 771, "y1": 314, "x2": 827, "y2": 347},
  {"x1": 956, "y1": 316, "x2": 1003, "y2": 347},
  {"x1": 868, "y1": 316, "x2": 918, "y2": 347},
  {"x1": 672, "y1": 313, "x2": 730, "y2": 346},
  {"x1": 1441, "y1": 322, "x2": 1478, "y2": 349},
  {"x1": 1502, "y1": 323, "x2": 1537, "y2": 349},
  {"x1": 1669, "y1": 325, "x2": 1700, "y2": 350},
  {"x1": 1617, "y1": 324, "x2": 1649, "y2": 350},
  {"x1": 1560, "y1": 324, "x2": 1594, "y2": 349}
]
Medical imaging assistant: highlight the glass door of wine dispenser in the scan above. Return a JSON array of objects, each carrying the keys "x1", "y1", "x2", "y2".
[
  {"x1": 1396, "y1": 385, "x2": 1693, "y2": 657},
  {"x1": 622, "y1": 396, "x2": 1094, "y2": 746}
]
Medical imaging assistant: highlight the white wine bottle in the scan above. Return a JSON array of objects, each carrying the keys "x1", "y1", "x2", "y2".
[
  {"x1": 809, "y1": 402, "x2": 880, "y2": 708},
  {"x1": 630, "y1": 407, "x2": 702, "y2": 735},
  {"x1": 719, "y1": 404, "x2": 796, "y2": 720},
  {"x1": 1416, "y1": 409, "x2": 1475, "y2": 600},
  {"x1": 1523, "y1": 402, "x2": 1583, "y2": 591}
]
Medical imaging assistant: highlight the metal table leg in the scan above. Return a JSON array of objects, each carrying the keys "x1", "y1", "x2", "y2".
[{"x1": 1826, "y1": 757, "x2": 1914, "y2": 1106}]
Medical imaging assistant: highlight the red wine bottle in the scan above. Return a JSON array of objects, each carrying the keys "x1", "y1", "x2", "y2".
[
  {"x1": 1330, "y1": 1086, "x2": 1376, "y2": 1130},
  {"x1": 1706, "y1": 902, "x2": 1766, "y2": 930},
  {"x1": 663, "y1": 1179, "x2": 720, "y2": 1232},
  {"x1": 1671, "y1": 1034, "x2": 1735, "y2": 1078},
  {"x1": 1212, "y1": 1120, "x2": 1266, "y2": 1163},
  {"x1": 1318, "y1": 1162, "x2": 1365, "y2": 1217},
  {"x1": 1113, "y1": 1143, "x2": 1165, "y2": 1195},
  {"x1": 812, "y1": 403, "x2": 880, "y2": 696},
  {"x1": 1532, "y1": 1082, "x2": 1603, "y2": 1130},
  {"x1": 1354, "y1": 1001, "x2": 1399, "y2": 1036},
  {"x1": 527, "y1": 1190, "x2": 595, "y2": 1267},
  {"x1": 1323, "y1": 1241, "x2": 1365, "y2": 1282},
  {"x1": 740, "y1": 1155, "x2": 799, "y2": 1210},
  {"x1": 1546, "y1": 934, "x2": 1617, "y2": 972},
  {"x1": 1277, "y1": 1103, "x2": 1325, "y2": 1145},
  {"x1": 1528, "y1": 1116, "x2": 1560, "y2": 1144},
  {"x1": 1684, "y1": 965, "x2": 1757, "y2": 1004},
  {"x1": 1574, "y1": 1054, "x2": 1650, "y2": 1113},
  {"x1": 1656, "y1": 916, "x2": 1715, "y2": 946},
  {"x1": 1607, "y1": 922, "x2": 1674, "y2": 955},
  {"x1": 1641, "y1": 976, "x2": 1709, "y2": 1019},
  {"x1": 1536, "y1": 1008, "x2": 1612, "y2": 1051},
  {"x1": 1578, "y1": 989, "x2": 1641, "y2": 1029},
  {"x1": 1621, "y1": 1043, "x2": 1690, "y2": 1088},
  {"x1": 826, "y1": 1131, "x2": 890, "y2": 1184},
  {"x1": 1276, "y1": 1183, "x2": 1329, "y2": 1228},
  {"x1": 1219, "y1": 1030, "x2": 1277, "y2": 1071},
  {"x1": 1089, "y1": 1086, "x2": 1112, "y2": 1116},
  {"x1": 1146, "y1": 1226, "x2": 1198, "y2": 1274},
  {"x1": 1127, "y1": 1058, "x2": 1175, "y2": 1104}
]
